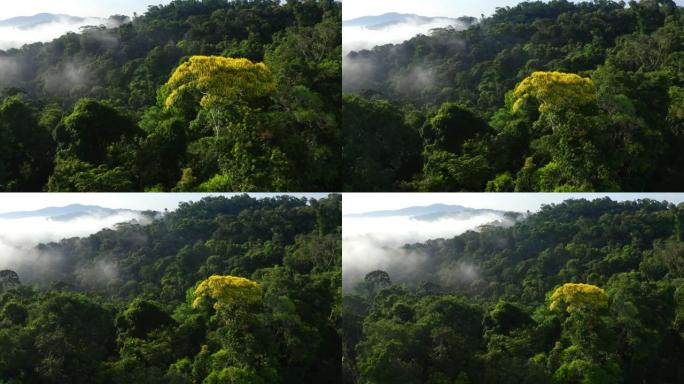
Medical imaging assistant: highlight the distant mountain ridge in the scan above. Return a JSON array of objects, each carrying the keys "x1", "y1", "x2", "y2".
[
  {"x1": 0, "y1": 204, "x2": 139, "y2": 221},
  {"x1": 0, "y1": 13, "x2": 101, "y2": 30},
  {"x1": 345, "y1": 204, "x2": 508, "y2": 220},
  {"x1": 343, "y1": 12, "x2": 475, "y2": 30}
]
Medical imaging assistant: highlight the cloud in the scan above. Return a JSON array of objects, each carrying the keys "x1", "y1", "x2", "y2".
[
  {"x1": 342, "y1": 20, "x2": 469, "y2": 94},
  {"x1": 342, "y1": 212, "x2": 515, "y2": 290},
  {"x1": 0, "y1": 211, "x2": 152, "y2": 287},
  {"x1": 0, "y1": 56, "x2": 21, "y2": 84},
  {"x1": 343, "y1": 18, "x2": 460, "y2": 55},
  {"x1": 40, "y1": 59, "x2": 93, "y2": 95},
  {"x1": 0, "y1": 16, "x2": 121, "y2": 51}
]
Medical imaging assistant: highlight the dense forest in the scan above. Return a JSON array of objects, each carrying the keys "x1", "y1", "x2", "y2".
[
  {"x1": 342, "y1": 198, "x2": 684, "y2": 383},
  {"x1": 0, "y1": 0, "x2": 341, "y2": 192},
  {"x1": 0, "y1": 194, "x2": 342, "y2": 383},
  {"x1": 343, "y1": 0, "x2": 684, "y2": 192}
]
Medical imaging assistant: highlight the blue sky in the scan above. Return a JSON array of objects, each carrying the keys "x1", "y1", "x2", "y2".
[
  {"x1": 2, "y1": 0, "x2": 174, "y2": 19},
  {"x1": 343, "y1": 193, "x2": 684, "y2": 215},
  {"x1": 343, "y1": 0, "x2": 684, "y2": 20},
  {"x1": 0, "y1": 193, "x2": 329, "y2": 213}
]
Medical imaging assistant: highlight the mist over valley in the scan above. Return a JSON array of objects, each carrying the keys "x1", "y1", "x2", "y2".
[
  {"x1": 0, "y1": 204, "x2": 154, "y2": 287},
  {"x1": 0, "y1": 13, "x2": 126, "y2": 50},
  {"x1": 342, "y1": 203, "x2": 520, "y2": 289}
]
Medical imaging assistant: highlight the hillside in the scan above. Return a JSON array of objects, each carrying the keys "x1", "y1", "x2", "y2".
[
  {"x1": 343, "y1": 197, "x2": 684, "y2": 383},
  {"x1": 343, "y1": 0, "x2": 684, "y2": 192},
  {"x1": 0, "y1": 0, "x2": 341, "y2": 192},
  {"x1": 0, "y1": 194, "x2": 342, "y2": 383}
]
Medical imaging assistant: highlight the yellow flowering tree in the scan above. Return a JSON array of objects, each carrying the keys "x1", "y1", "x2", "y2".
[
  {"x1": 549, "y1": 283, "x2": 608, "y2": 313},
  {"x1": 163, "y1": 56, "x2": 276, "y2": 109},
  {"x1": 512, "y1": 71, "x2": 597, "y2": 113},
  {"x1": 192, "y1": 275, "x2": 262, "y2": 310}
]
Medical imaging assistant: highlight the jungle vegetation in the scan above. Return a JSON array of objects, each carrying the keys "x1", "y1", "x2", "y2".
[
  {"x1": 343, "y1": 0, "x2": 684, "y2": 192},
  {"x1": 343, "y1": 198, "x2": 684, "y2": 383},
  {"x1": 0, "y1": 194, "x2": 342, "y2": 383},
  {"x1": 0, "y1": 0, "x2": 341, "y2": 192}
]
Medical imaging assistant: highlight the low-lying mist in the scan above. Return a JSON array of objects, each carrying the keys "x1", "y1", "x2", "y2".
[
  {"x1": 0, "y1": 16, "x2": 118, "y2": 50},
  {"x1": 342, "y1": 20, "x2": 470, "y2": 94},
  {"x1": 343, "y1": 18, "x2": 459, "y2": 54},
  {"x1": 342, "y1": 211, "x2": 516, "y2": 290},
  {"x1": 0, "y1": 211, "x2": 152, "y2": 288}
]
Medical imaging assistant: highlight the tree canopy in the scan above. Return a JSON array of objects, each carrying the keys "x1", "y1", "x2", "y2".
[
  {"x1": 0, "y1": 194, "x2": 342, "y2": 383},
  {"x1": 163, "y1": 56, "x2": 276, "y2": 109},
  {"x1": 0, "y1": 0, "x2": 341, "y2": 192},
  {"x1": 344, "y1": 198, "x2": 684, "y2": 383},
  {"x1": 343, "y1": 0, "x2": 684, "y2": 192}
]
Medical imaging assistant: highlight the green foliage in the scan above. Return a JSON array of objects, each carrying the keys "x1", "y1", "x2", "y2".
[
  {"x1": 342, "y1": 94, "x2": 421, "y2": 191},
  {"x1": 0, "y1": 96, "x2": 54, "y2": 191}
]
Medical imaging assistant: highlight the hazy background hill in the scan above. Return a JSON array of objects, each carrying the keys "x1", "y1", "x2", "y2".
[
  {"x1": 0, "y1": 204, "x2": 139, "y2": 220},
  {"x1": 344, "y1": 203, "x2": 505, "y2": 219},
  {"x1": 0, "y1": 13, "x2": 94, "y2": 29}
]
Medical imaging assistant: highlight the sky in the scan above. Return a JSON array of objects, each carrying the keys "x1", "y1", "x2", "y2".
[
  {"x1": 343, "y1": 0, "x2": 684, "y2": 20},
  {"x1": 1, "y1": 0, "x2": 173, "y2": 19},
  {"x1": 343, "y1": 193, "x2": 684, "y2": 215},
  {"x1": 0, "y1": 193, "x2": 328, "y2": 214}
]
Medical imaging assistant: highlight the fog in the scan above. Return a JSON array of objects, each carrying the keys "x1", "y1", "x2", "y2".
[
  {"x1": 41, "y1": 59, "x2": 94, "y2": 95},
  {"x1": 0, "y1": 211, "x2": 151, "y2": 287},
  {"x1": 0, "y1": 16, "x2": 120, "y2": 50},
  {"x1": 342, "y1": 211, "x2": 515, "y2": 289},
  {"x1": 342, "y1": 19, "x2": 469, "y2": 94},
  {"x1": 0, "y1": 56, "x2": 21, "y2": 83},
  {"x1": 343, "y1": 18, "x2": 461, "y2": 54}
]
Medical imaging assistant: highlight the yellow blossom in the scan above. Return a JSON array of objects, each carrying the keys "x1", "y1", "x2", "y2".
[
  {"x1": 549, "y1": 283, "x2": 608, "y2": 313},
  {"x1": 192, "y1": 275, "x2": 262, "y2": 310},
  {"x1": 512, "y1": 71, "x2": 597, "y2": 113},
  {"x1": 164, "y1": 56, "x2": 276, "y2": 109}
]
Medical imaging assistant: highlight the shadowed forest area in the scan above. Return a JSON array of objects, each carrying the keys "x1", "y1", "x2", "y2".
[
  {"x1": 0, "y1": 194, "x2": 341, "y2": 383},
  {"x1": 343, "y1": 0, "x2": 684, "y2": 192},
  {"x1": 343, "y1": 198, "x2": 684, "y2": 383},
  {"x1": 0, "y1": 0, "x2": 341, "y2": 192}
]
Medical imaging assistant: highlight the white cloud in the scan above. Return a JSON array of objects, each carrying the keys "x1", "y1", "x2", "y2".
[
  {"x1": 343, "y1": 18, "x2": 458, "y2": 54},
  {"x1": 0, "y1": 17, "x2": 113, "y2": 50},
  {"x1": 0, "y1": 211, "x2": 150, "y2": 285},
  {"x1": 342, "y1": 212, "x2": 508, "y2": 289}
]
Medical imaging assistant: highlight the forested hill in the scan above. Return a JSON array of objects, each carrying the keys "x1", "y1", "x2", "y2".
[
  {"x1": 0, "y1": 194, "x2": 342, "y2": 383},
  {"x1": 343, "y1": 0, "x2": 684, "y2": 192},
  {"x1": 0, "y1": 0, "x2": 341, "y2": 192},
  {"x1": 343, "y1": 198, "x2": 684, "y2": 383}
]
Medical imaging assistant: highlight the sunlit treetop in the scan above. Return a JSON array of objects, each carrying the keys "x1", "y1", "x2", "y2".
[
  {"x1": 192, "y1": 275, "x2": 262, "y2": 310},
  {"x1": 164, "y1": 56, "x2": 276, "y2": 109},
  {"x1": 512, "y1": 71, "x2": 597, "y2": 113},
  {"x1": 549, "y1": 283, "x2": 608, "y2": 313}
]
